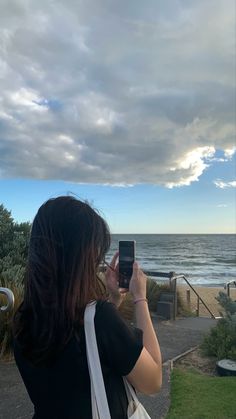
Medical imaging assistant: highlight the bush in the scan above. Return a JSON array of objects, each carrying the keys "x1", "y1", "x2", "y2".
[
  {"x1": 119, "y1": 278, "x2": 186, "y2": 321},
  {"x1": 146, "y1": 278, "x2": 170, "y2": 312},
  {"x1": 147, "y1": 278, "x2": 187, "y2": 316},
  {"x1": 0, "y1": 277, "x2": 24, "y2": 360},
  {"x1": 0, "y1": 203, "x2": 30, "y2": 360},
  {"x1": 201, "y1": 292, "x2": 236, "y2": 360}
]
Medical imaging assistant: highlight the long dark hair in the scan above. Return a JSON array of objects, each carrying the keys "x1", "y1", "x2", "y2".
[{"x1": 13, "y1": 196, "x2": 110, "y2": 365}]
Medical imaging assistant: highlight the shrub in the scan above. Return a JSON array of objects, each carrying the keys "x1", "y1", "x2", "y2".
[
  {"x1": 0, "y1": 277, "x2": 24, "y2": 360},
  {"x1": 146, "y1": 278, "x2": 170, "y2": 312},
  {"x1": 146, "y1": 278, "x2": 187, "y2": 316},
  {"x1": 119, "y1": 278, "x2": 186, "y2": 320},
  {"x1": 201, "y1": 292, "x2": 236, "y2": 360}
]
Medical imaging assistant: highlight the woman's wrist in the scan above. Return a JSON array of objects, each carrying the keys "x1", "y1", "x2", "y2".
[
  {"x1": 132, "y1": 294, "x2": 146, "y2": 301},
  {"x1": 133, "y1": 297, "x2": 148, "y2": 304}
]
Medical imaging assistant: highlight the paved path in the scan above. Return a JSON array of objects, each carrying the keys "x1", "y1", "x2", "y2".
[
  {"x1": 0, "y1": 317, "x2": 218, "y2": 419},
  {"x1": 141, "y1": 316, "x2": 218, "y2": 419}
]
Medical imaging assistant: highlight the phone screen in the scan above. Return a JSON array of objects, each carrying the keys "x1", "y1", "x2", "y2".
[{"x1": 119, "y1": 241, "x2": 135, "y2": 288}]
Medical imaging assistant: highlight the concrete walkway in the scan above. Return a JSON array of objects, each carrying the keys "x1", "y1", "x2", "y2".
[
  {"x1": 140, "y1": 316, "x2": 218, "y2": 419},
  {"x1": 0, "y1": 316, "x2": 218, "y2": 419}
]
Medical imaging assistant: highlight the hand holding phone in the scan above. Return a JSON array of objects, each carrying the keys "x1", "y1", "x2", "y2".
[
  {"x1": 129, "y1": 261, "x2": 147, "y2": 300},
  {"x1": 105, "y1": 251, "x2": 127, "y2": 306}
]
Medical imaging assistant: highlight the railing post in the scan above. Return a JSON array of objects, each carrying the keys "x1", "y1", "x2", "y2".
[
  {"x1": 224, "y1": 280, "x2": 236, "y2": 298},
  {"x1": 196, "y1": 297, "x2": 200, "y2": 317},
  {"x1": 186, "y1": 289, "x2": 191, "y2": 308},
  {"x1": 169, "y1": 272, "x2": 177, "y2": 321},
  {"x1": 175, "y1": 278, "x2": 178, "y2": 320}
]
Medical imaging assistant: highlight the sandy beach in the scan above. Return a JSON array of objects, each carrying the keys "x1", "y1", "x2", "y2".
[{"x1": 177, "y1": 284, "x2": 236, "y2": 317}]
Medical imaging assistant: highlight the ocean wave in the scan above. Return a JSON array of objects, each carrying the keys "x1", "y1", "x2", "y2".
[
  {"x1": 109, "y1": 234, "x2": 236, "y2": 285},
  {"x1": 214, "y1": 258, "x2": 236, "y2": 264}
]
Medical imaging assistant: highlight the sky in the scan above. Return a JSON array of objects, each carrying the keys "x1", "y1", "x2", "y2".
[{"x1": 0, "y1": 0, "x2": 235, "y2": 233}]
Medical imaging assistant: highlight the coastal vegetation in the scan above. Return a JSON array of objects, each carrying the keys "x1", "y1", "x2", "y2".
[
  {"x1": 0, "y1": 204, "x2": 30, "y2": 359},
  {"x1": 0, "y1": 204, "x2": 30, "y2": 285},
  {"x1": 201, "y1": 292, "x2": 236, "y2": 360}
]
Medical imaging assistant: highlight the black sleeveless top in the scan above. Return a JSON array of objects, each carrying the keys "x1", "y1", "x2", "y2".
[{"x1": 14, "y1": 301, "x2": 143, "y2": 419}]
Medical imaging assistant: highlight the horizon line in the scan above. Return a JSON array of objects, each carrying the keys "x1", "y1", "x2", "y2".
[{"x1": 111, "y1": 232, "x2": 236, "y2": 235}]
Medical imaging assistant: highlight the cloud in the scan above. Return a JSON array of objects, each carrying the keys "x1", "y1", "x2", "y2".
[
  {"x1": 0, "y1": 0, "x2": 235, "y2": 186},
  {"x1": 214, "y1": 180, "x2": 236, "y2": 189},
  {"x1": 224, "y1": 148, "x2": 236, "y2": 159},
  {"x1": 166, "y1": 146, "x2": 215, "y2": 188},
  {"x1": 217, "y1": 204, "x2": 228, "y2": 207}
]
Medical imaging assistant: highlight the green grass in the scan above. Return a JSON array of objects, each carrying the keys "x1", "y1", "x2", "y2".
[{"x1": 166, "y1": 368, "x2": 236, "y2": 419}]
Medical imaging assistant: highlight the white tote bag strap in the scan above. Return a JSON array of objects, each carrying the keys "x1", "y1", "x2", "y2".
[
  {"x1": 84, "y1": 302, "x2": 111, "y2": 419},
  {"x1": 123, "y1": 378, "x2": 152, "y2": 419},
  {"x1": 123, "y1": 378, "x2": 139, "y2": 405}
]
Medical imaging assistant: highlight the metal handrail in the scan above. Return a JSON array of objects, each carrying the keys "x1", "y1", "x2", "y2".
[
  {"x1": 224, "y1": 280, "x2": 236, "y2": 297},
  {"x1": 143, "y1": 270, "x2": 217, "y2": 319},
  {"x1": 172, "y1": 274, "x2": 216, "y2": 319},
  {"x1": 100, "y1": 267, "x2": 218, "y2": 319},
  {"x1": 0, "y1": 287, "x2": 15, "y2": 313}
]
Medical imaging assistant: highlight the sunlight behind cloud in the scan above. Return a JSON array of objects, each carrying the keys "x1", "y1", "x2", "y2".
[
  {"x1": 224, "y1": 148, "x2": 236, "y2": 159},
  {"x1": 166, "y1": 147, "x2": 215, "y2": 188}
]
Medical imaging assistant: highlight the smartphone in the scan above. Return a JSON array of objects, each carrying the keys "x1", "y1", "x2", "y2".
[{"x1": 118, "y1": 240, "x2": 136, "y2": 288}]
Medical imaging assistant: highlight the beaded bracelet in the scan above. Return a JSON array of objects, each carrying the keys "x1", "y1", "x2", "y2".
[{"x1": 134, "y1": 298, "x2": 148, "y2": 304}]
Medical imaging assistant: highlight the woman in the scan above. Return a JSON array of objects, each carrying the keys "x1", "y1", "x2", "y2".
[{"x1": 13, "y1": 196, "x2": 162, "y2": 418}]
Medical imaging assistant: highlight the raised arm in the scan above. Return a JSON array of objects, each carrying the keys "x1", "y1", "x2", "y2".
[{"x1": 126, "y1": 263, "x2": 162, "y2": 394}]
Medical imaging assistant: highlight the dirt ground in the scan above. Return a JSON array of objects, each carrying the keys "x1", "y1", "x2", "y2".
[{"x1": 175, "y1": 348, "x2": 218, "y2": 376}]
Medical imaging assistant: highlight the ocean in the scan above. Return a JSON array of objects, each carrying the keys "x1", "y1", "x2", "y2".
[{"x1": 106, "y1": 234, "x2": 236, "y2": 286}]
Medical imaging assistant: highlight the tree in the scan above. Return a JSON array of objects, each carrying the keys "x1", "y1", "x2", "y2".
[
  {"x1": 0, "y1": 204, "x2": 14, "y2": 260},
  {"x1": 0, "y1": 204, "x2": 31, "y2": 284}
]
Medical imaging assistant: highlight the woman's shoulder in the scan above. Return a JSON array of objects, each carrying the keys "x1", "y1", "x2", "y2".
[
  {"x1": 95, "y1": 299, "x2": 119, "y2": 320},
  {"x1": 93, "y1": 300, "x2": 143, "y2": 376},
  {"x1": 94, "y1": 299, "x2": 128, "y2": 330}
]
